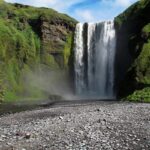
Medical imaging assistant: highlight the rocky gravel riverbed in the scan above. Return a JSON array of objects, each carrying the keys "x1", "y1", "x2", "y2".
[{"x1": 0, "y1": 101, "x2": 150, "y2": 150}]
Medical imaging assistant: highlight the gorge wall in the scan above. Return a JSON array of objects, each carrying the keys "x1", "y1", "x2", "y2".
[
  {"x1": 73, "y1": 0, "x2": 150, "y2": 101},
  {"x1": 115, "y1": 0, "x2": 150, "y2": 101},
  {"x1": 0, "y1": 0, "x2": 77, "y2": 102},
  {"x1": 0, "y1": 0, "x2": 150, "y2": 102}
]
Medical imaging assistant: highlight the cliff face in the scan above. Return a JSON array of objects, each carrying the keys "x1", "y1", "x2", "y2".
[
  {"x1": 0, "y1": 1, "x2": 77, "y2": 102},
  {"x1": 115, "y1": 0, "x2": 150, "y2": 101},
  {"x1": 1, "y1": 0, "x2": 149, "y2": 102},
  {"x1": 29, "y1": 14, "x2": 76, "y2": 68}
]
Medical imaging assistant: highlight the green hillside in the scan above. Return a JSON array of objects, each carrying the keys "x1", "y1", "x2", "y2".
[
  {"x1": 0, "y1": 0, "x2": 76, "y2": 102},
  {"x1": 115, "y1": 0, "x2": 150, "y2": 102}
]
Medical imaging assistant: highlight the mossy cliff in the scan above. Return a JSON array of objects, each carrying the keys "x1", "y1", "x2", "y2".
[
  {"x1": 115, "y1": 0, "x2": 150, "y2": 102},
  {"x1": 0, "y1": 0, "x2": 77, "y2": 102},
  {"x1": 1, "y1": 0, "x2": 149, "y2": 102}
]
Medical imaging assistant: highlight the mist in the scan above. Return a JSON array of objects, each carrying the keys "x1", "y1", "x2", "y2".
[{"x1": 23, "y1": 66, "x2": 76, "y2": 101}]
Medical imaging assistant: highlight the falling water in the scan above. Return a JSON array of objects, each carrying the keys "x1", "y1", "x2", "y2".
[{"x1": 74, "y1": 21, "x2": 116, "y2": 99}]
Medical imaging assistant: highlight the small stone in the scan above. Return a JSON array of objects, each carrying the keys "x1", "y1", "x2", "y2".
[
  {"x1": 103, "y1": 119, "x2": 106, "y2": 122},
  {"x1": 79, "y1": 130, "x2": 84, "y2": 135},
  {"x1": 143, "y1": 137, "x2": 147, "y2": 140},
  {"x1": 96, "y1": 109, "x2": 100, "y2": 112},
  {"x1": 133, "y1": 141, "x2": 137, "y2": 145},
  {"x1": 128, "y1": 134, "x2": 132, "y2": 137},
  {"x1": 0, "y1": 138, "x2": 4, "y2": 142},
  {"x1": 1, "y1": 135, "x2": 6, "y2": 139},
  {"x1": 24, "y1": 133, "x2": 31, "y2": 139},
  {"x1": 59, "y1": 116, "x2": 63, "y2": 120},
  {"x1": 16, "y1": 132, "x2": 23, "y2": 136},
  {"x1": 43, "y1": 145, "x2": 48, "y2": 148},
  {"x1": 6, "y1": 142, "x2": 12, "y2": 146},
  {"x1": 45, "y1": 137, "x2": 50, "y2": 141},
  {"x1": 67, "y1": 119, "x2": 71, "y2": 122},
  {"x1": 97, "y1": 119, "x2": 101, "y2": 123},
  {"x1": 106, "y1": 126, "x2": 111, "y2": 130}
]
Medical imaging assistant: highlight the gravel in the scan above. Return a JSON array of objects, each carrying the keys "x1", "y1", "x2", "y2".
[{"x1": 0, "y1": 101, "x2": 150, "y2": 150}]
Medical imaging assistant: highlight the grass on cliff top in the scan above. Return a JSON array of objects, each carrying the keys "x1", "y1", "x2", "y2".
[
  {"x1": 115, "y1": 0, "x2": 150, "y2": 26},
  {"x1": 0, "y1": 1, "x2": 77, "y2": 25}
]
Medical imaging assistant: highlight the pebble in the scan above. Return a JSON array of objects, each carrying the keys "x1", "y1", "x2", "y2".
[
  {"x1": 0, "y1": 102, "x2": 149, "y2": 150},
  {"x1": 24, "y1": 133, "x2": 31, "y2": 139},
  {"x1": 1, "y1": 135, "x2": 6, "y2": 138},
  {"x1": 59, "y1": 116, "x2": 63, "y2": 120},
  {"x1": 0, "y1": 138, "x2": 4, "y2": 142}
]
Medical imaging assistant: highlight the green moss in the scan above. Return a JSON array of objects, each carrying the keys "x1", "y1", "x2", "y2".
[
  {"x1": 115, "y1": 0, "x2": 150, "y2": 99},
  {"x1": 142, "y1": 23, "x2": 150, "y2": 33},
  {"x1": 4, "y1": 91, "x2": 19, "y2": 102},
  {"x1": 0, "y1": 1, "x2": 76, "y2": 102},
  {"x1": 115, "y1": 0, "x2": 150, "y2": 28},
  {"x1": 0, "y1": 19, "x2": 41, "y2": 92},
  {"x1": 42, "y1": 41, "x2": 64, "y2": 53},
  {"x1": 0, "y1": 0, "x2": 4, "y2": 3},
  {"x1": 0, "y1": 70, "x2": 5, "y2": 103},
  {"x1": 135, "y1": 41, "x2": 150, "y2": 84},
  {"x1": 126, "y1": 87, "x2": 150, "y2": 102},
  {"x1": 0, "y1": 10, "x2": 43, "y2": 102},
  {"x1": 63, "y1": 33, "x2": 73, "y2": 68},
  {"x1": 42, "y1": 54, "x2": 59, "y2": 69}
]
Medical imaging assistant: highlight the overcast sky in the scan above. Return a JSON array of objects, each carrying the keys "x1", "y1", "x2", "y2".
[{"x1": 5, "y1": 0, "x2": 138, "y2": 22}]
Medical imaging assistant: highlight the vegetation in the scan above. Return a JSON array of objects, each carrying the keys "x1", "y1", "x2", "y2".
[
  {"x1": 115, "y1": 0, "x2": 150, "y2": 27},
  {"x1": 63, "y1": 33, "x2": 74, "y2": 68},
  {"x1": 115, "y1": 0, "x2": 150, "y2": 102},
  {"x1": 126, "y1": 87, "x2": 150, "y2": 102},
  {"x1": 135, "y1": 41, "x2": 150, "y2": 84},
  {"x1": 0, "y1": 1, "x2": 76, "y2": 102}
]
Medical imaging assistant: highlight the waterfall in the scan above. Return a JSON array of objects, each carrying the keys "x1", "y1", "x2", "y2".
[{"x1": 74, "y1": 21, "x2": 116, "y2": 99}]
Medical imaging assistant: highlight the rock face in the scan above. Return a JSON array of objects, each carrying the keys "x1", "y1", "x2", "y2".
[
  {"x1": 0, "y1": 1, "x2": 77, "y2": 101},
  {"x1": 115, "y1": 0, "x2": 150, "y2": 101},
  {"x1": 41, "y1": 20, "x2": 74, "y2": 51},
  {"x1": 41, "y1": 20, "x2": 75, "y2": 67},
  {"x1": 30, "y1": 16, "x2": 76, "y2": 67}
]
